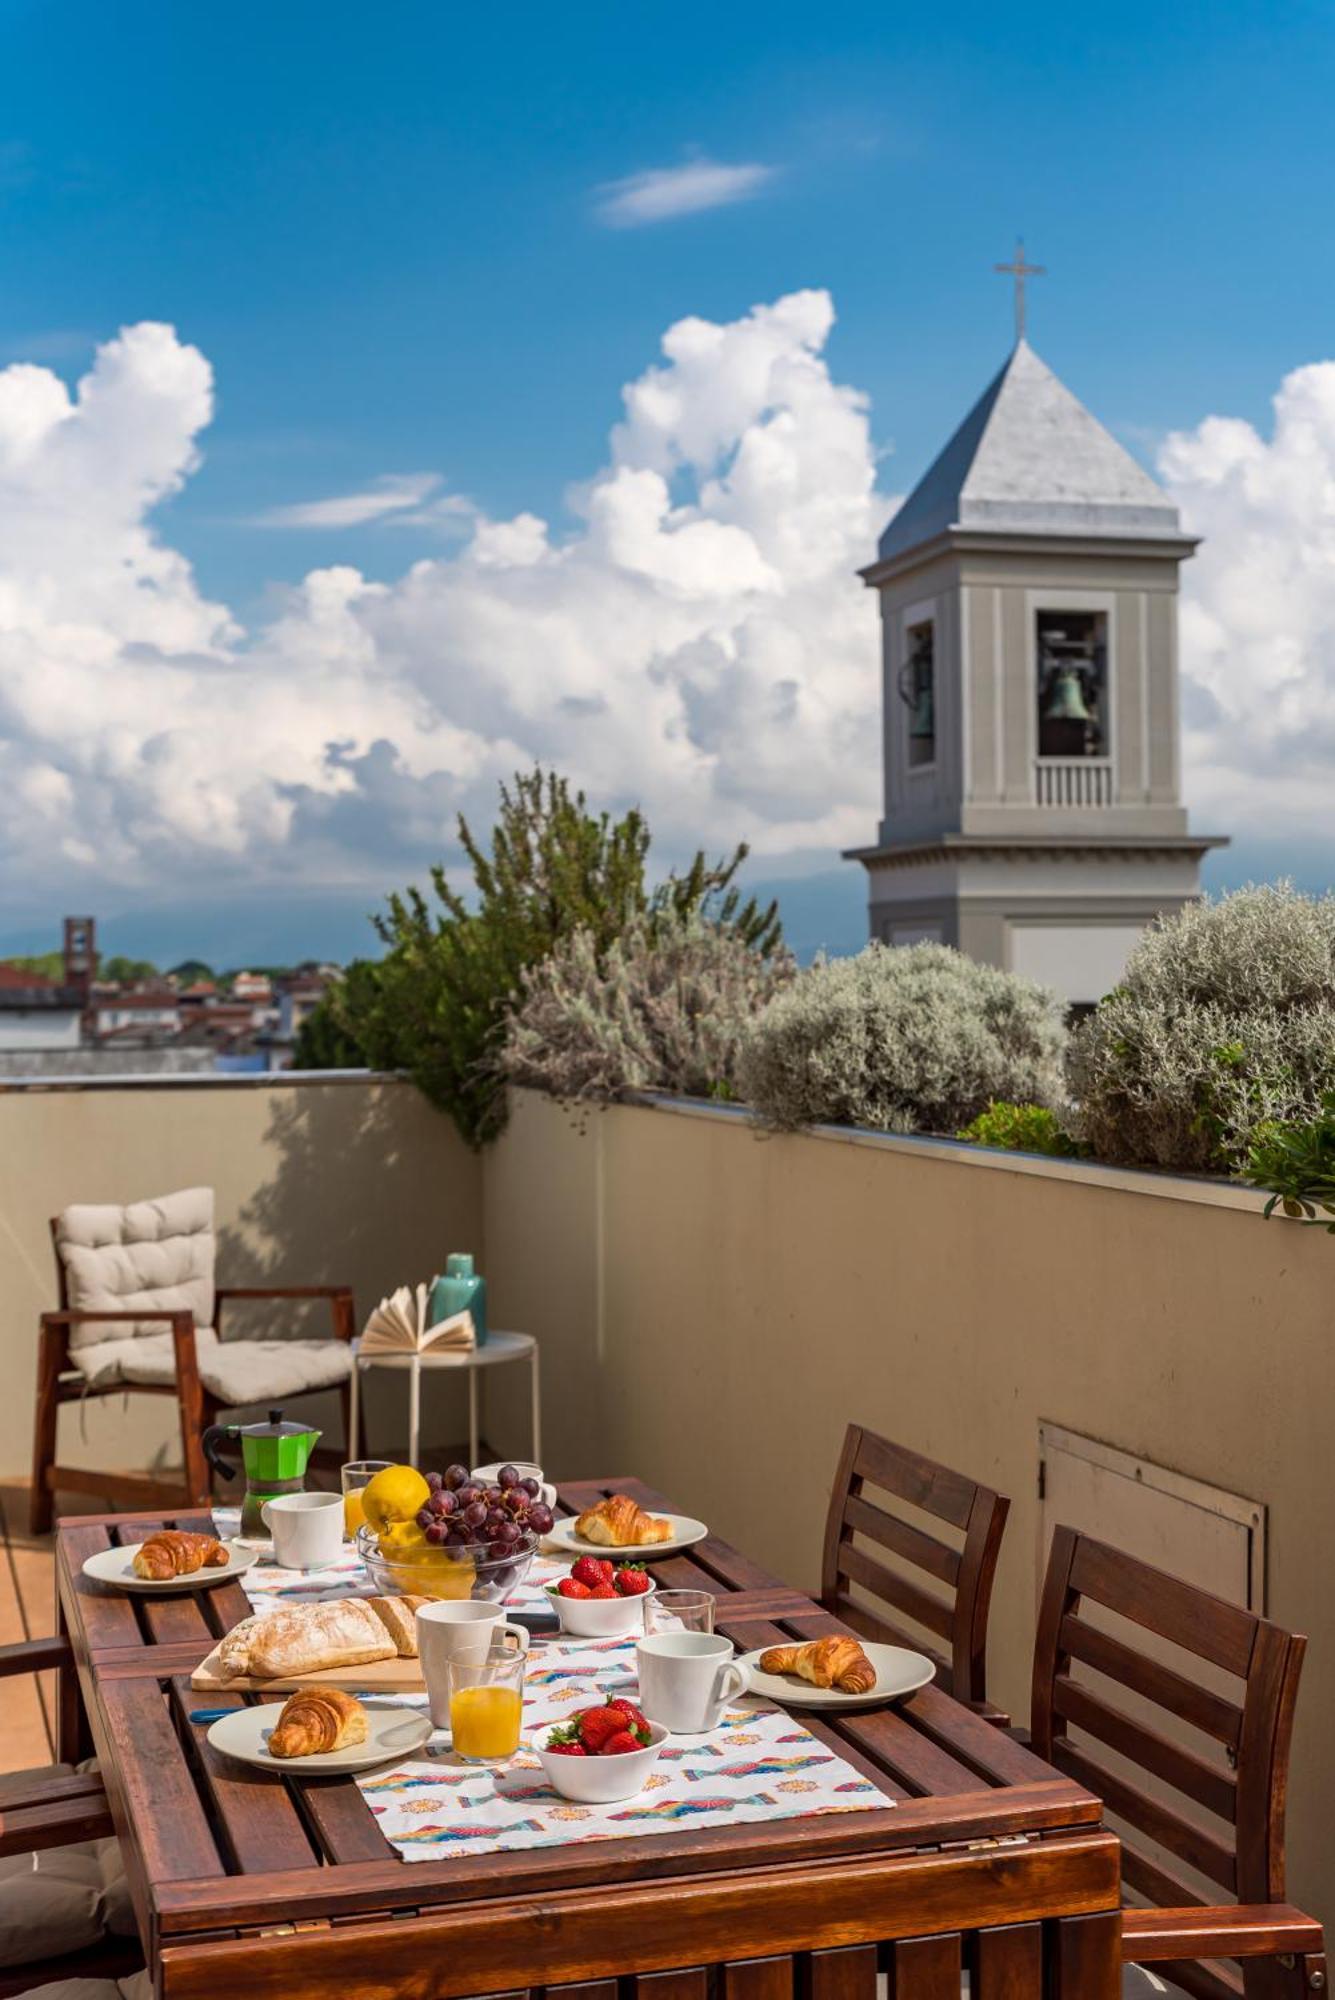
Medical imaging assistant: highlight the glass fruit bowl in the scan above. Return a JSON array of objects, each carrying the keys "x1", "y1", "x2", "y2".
[{"x1": 355, "y1": 1523, "x2": 537, "y2": 1603}]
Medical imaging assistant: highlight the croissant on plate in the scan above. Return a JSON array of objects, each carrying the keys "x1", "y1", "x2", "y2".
[
  {"x1": 267, "y1": 1685, "x2": 368, "y2": 1758},
  {"x1": 132, "y1": 1531, "x2": 229, "y2": 1580},
  {"x1": 574, "y1": 1494, "x2": 672, "y2": 1547},
  {"x1": 758, "y1": 1636, "x2": 877, "y2": 1694}
]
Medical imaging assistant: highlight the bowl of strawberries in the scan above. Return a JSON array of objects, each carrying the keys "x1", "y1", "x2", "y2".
[
  {"x1": 536, "y1": 1694, "x2": 666, "y2": 1802},
  {"x1": 546, "y1": 1556, "x2": 656, "y2": 1637}
]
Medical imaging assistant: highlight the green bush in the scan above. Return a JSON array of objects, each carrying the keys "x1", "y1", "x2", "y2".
[
  {"x1": 737, "y1": 942, "x2": 1067, "y2": 1136},
  {"x1": 501, "y1": 908, "x2": 794, "y2": 1110},
  {"x1": 1067, "y1": 883, "x2": 1335, "y2": 1173},
  {"x1": 1242, "y1": 1095, "x2": 1335, "y2": 1228},
  {"x1": 957, "y1": 1101, "x2": 1078, "y2": 1157},
  {"x1": 307, "y1": 770, "x2": 781, "y2": 1148}
]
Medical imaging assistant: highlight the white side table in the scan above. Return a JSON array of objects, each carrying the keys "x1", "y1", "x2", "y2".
[{"x1": 347, "y1": 1331, "x2": 540, "y2": 1469}]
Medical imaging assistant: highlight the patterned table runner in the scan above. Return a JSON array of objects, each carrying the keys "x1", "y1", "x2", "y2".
[
  {"x1": 215, "y1": 1508, "x2": 566, "y2": 1618},
  {"x1": 357, "y1": 1636, "x2": 888, "y2": 1861}
]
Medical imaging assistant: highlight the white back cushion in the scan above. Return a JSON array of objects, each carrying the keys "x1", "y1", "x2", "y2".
[{"x1": 57, "y1": 1188, "x2": 216, "y2": 1349}]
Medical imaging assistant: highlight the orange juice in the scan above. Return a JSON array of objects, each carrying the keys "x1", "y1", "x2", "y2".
[
  {"x1": 343, "y1": 1489, "x2": 367, "y2": 1538},
  {"x1": 450, "y1": 1684, "x2": 522, "y2": 1761}
]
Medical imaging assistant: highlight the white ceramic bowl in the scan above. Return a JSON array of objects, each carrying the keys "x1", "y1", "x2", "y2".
[
  {"x1": 536, "y1": 1722, "x2": 667, "y2": 1803},
  {"x1": 545, "y1": 1577, "x2": 656, "y2": 1638}
]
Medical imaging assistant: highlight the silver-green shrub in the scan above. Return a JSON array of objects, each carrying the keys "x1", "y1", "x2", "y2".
[
  {"x1": 736, "y1": 942, "x2": 1067, "y2": 1135},
  {"x1": 500, "y1": 909, "x2": 794, "y2": 1107},
  {"x1": 1067, "y1": 883, "x2": 1335, "y2": 1172}
]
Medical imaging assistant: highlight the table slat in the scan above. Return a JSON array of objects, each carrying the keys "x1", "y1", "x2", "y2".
[{"x1": 167, "y1": 1679, "x2": 322, "y2": 1876}]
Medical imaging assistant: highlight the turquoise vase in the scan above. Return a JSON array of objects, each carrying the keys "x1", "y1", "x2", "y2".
[{"x1": 430, "y1": 1252, "x2": 488, "y2": 1347}]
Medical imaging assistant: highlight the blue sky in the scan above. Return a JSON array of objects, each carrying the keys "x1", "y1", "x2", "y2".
[
  {"x1": 1, "y1": 0, "x2": 1333, "y2": 963},
  {"x1": 4, "y1": 0, "x2": 1329, "y2": 608}
]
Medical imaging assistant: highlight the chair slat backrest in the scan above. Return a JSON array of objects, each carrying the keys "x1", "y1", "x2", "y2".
[
  {"x1": 1032, "y1": 1527, "x2": 1306, "y2": 1946},
  {"x1": 820, "y1": 1423, "x2": 1010, "y2": 1705}
]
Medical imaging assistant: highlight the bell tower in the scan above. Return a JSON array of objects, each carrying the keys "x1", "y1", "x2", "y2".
[{"x1": 846, "y1": 276, "x2": 1226, "y2": 1005}]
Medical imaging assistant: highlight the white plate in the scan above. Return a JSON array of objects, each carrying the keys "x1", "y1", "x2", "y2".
[
  {"x1": 544, "y1": 1513, "x2": 708, "y2": 1560},
  {"x1": 82, "y1": 1541, "x2": 258, "y2": 1594},
  {"x1": 207, "y1": 1703, "x2": 433, "y2": 1774},
  {"x1": 737, "y1": 1642, "x2": 936, "y2": 1709}
]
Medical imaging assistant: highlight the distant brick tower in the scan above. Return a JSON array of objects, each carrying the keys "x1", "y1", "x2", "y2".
[
  {"x1": 62, "y1": 917, "x2": 97, "y2": 999},
  {"x1": 846, "y1": 336, "x2": 1227, "y2": 1004}
]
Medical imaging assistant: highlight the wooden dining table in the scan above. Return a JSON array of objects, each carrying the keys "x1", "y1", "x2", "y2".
[{"x1": 54, "y1": 1474, "x2": 1125, "y2": 1999}]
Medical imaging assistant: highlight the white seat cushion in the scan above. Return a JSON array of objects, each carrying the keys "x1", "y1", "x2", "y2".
[
  {"x1": 57, "y1": 1190, "x2": 215, "y2": 1347},
  {"x1": 70, "y1": 1324, "x2": 351, "y2": 1406}
]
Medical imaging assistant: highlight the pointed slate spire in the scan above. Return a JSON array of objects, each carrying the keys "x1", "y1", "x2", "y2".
[{"x1": 878, "y1": 341, "x2": 1182, "y2": 562}]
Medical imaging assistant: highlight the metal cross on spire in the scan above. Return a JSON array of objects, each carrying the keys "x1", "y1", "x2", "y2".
[{"x1": 994, "y1": 237, "x2": 1045, "y2": 342}]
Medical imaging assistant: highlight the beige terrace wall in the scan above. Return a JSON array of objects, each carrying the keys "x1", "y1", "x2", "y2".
[
  {"x1": 0, "y1": 1076, "x2": 482, "y2": 1487},
  {"x1": 484, "y1": 1088, "x2": 1335, "y2": 1927}
]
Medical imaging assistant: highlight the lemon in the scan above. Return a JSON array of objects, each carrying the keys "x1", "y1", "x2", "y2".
[{"x1": 361, "y1": 1464, "x2": 430, "y2": 1532}]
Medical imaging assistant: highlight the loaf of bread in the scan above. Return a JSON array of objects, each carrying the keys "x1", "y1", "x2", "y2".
[
  {"x1": 268, "y1": 1686, "x2": 368, "y2": 1758},
  {"x1": 217, "y1": 1595, "x2": 429, "y2": 1680}
]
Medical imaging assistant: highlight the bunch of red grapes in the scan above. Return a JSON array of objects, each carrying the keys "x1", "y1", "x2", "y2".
[{"x1": 415, "y1": 1462, "x2": 554, "y2": 1564}]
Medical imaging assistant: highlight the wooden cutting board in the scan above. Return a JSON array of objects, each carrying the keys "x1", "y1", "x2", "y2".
[{"x1": 191, "y1": 1642, "x2": 427, "y2": 1694}]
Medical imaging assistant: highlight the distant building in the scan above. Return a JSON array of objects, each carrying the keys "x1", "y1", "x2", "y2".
[
  {"x1": 0, "y1": 916, "x2": 97, "y2": 1051},
  {"x1": 847, "y1": 336, "x2": 1227, "y2": 1005},
  {"x1": 90, "y1": 989, "x2": 181, "y2": 1039},
  {"x1": 231, "y1": 971, "x2": 273, "y2": 1004},
  {"x1": 0, "y1": 964, "x2": 85, "y2": 1052},
  {"x1": 276, "y1": 972, "x2": 328, "y2": 1042}
]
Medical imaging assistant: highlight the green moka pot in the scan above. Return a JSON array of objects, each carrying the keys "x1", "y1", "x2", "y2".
[{"x1": 202, "y1": 1408, "x2": 321, "y2": 1537}]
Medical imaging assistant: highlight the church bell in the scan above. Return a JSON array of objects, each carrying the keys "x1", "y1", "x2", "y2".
[
  {"x1": 908, "y1": 685, "x2": 934, "y2": 739},
  {"x1": 1041, "y1": 666, "x2": 1093, "y2": 724}
]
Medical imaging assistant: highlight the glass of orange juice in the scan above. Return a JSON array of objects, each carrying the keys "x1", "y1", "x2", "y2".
[
  {"x1": 448, "y1": 1644, "x2": 526, "y2": 1764},
  {"x1": 341, "y1": 1460, "x2": 393, "y2": 1540}
]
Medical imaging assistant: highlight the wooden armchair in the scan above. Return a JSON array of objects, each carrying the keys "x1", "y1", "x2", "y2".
[
  {"x1": 1033, "y1": 1526, "x2": 1326, "y2": 1997},
  {"x1": 820, "y1": 1422, "x2": 1010, "y2": 1709},
  {"x1": 31, "y1": 1193, "x2": 356, "y2": 1532},
  {"x1": 0, "y1": 1636, "x2": 144, "y2": 1998}
]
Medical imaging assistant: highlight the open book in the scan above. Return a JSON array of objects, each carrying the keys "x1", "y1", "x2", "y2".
[{"x1": 360, "y1": 1282, "x2": 477, "y2": 1356}]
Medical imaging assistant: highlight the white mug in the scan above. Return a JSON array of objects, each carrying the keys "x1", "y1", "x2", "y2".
[
  {"x1": 471, "y1": 1461, "x2": 558, "y2": 1510},
  {"x1": 415, "y1": 1599, "x2": 530, "y2": 1728},
  {"x1": 636, "y1": 1632, "x2": 747, "y2": 1734},
  {"x1": 261, "y1": 1491, "x2": 344, "y2": 1570}
]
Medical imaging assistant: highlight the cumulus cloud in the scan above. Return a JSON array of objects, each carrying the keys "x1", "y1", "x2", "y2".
[
  {"x1": 0, "y1": 292, "x2": 885, "y2": 903},
  {"x1": 594, "y1": 158, "x2": 777, "y2": 227},
  {"x1": 1161, "y1": 365, "x2": 1335, "y2": 837}
]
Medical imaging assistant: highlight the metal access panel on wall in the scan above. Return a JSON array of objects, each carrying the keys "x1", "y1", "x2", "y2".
[{"x1": 1037, "y1": 1422, "x2": 1266, "y2": 1613}]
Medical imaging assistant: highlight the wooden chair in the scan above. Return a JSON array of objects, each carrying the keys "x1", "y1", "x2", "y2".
[
  {"x1": 32, "y1": 1208, "x2": 355, "y2": 1532},
  {"x1": 821, "y1": 1423, "x2": 1010, "y2": 1708},
  {"x1": 0, "y1": 1635, "x2": 143, "y2": 1998},
  {"x1": 1033, "y1": 1526, "x2": 1326, "y2": 1998}
]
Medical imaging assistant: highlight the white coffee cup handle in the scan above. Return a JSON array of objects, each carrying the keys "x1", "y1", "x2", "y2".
[
  {"x1": 260, "y1": 1501, "x2": 274, "y2": 1534},
  {"x1": 501, "y1": 1622, "x2": 530, "y2": 1655},
  {"x1": 720, "y1": 1662, "x2": 747, "y2": 1701}
]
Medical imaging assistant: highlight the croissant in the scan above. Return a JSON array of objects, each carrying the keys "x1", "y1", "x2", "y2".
[
  {"x1": 574, "y1": 1493, "x2": 672, "y2": 1547},
  {"x1": 132, "y1": 1531, "x2": 229, "y2": 1580},
  {"x1": 268, "y1": 1686, "x2": 368, "y2": 1758},
  {"x1": 758, "y1": 1636, "x2": 877, "y2": 1694}
]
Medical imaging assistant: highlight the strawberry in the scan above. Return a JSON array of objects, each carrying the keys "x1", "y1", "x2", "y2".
[
  {"x1": 607, "y1": 1697, "x2": 649, "y2": 1734},
  {"x1": 577, "y1": 1705, "x2": 627, "y2": 1754},
  {"x1": 547, "y1": 1742, "x2": 587, "y2": 1757},
  {"x1": 588, "y1": 1583, "x2": 617, "y2": 1599},
  {"x1": 614, "y1": 1564, "x2": 651, "y2": 1597},
  {"x1": 557, "y1": 1577, "x2": 592, "y2": 1600},
  {"x1": 601, "y1": 1728, "x2": 646, "y2": 1756},
  {"x1": 571, "y1": 1555, "x2": 612, "y2": 1590}
]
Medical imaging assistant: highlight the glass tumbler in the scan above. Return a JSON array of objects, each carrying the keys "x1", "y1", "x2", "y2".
[
  {"x1": 647, "y1": 1588, "x2": 716, "y2": 1635},
  {"x1": 448, "y1": 1643, "x2": 527, "y2": 1764},
  {"x1": 340, "y1": 1459, "x2": 394, "y2": 1540}
]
